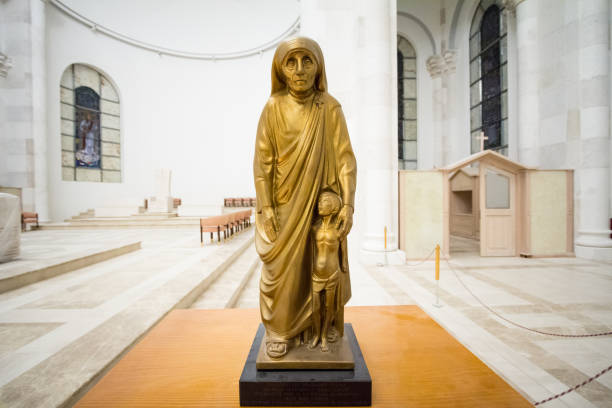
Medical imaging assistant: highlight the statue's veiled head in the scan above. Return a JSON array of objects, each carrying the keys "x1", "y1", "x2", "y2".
[{"x1": 271, "y1": 37, "x2": 327, "y2": 95}]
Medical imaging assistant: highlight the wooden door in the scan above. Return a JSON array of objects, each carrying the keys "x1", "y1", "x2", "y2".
[{"x1": 480, "y1": 165, "x2": 515, "y2": 256}]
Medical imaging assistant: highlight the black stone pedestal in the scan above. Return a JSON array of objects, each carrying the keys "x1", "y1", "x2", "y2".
[{"x1": 239, "y1": 323, "x2": 372, "y2": 406}]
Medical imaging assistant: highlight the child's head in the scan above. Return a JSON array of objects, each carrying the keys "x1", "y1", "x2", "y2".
[{"x1": 318, "y1": 191, "x2": 342, "y2": 216}]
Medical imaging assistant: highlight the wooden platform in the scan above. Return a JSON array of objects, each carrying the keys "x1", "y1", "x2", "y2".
[{"x1": 75, "y1": 306, "x2": 533, "y2": 407}]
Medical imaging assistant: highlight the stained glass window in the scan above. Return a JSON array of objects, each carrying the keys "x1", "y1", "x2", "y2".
[
  {"x1": 469, "y1": 1, "x2": 508, "y2": 155},
  {"x1": 60, "y1": 64, "x2": 121, "y2": 182},
  {"x1": 397, "y1": 36, "x2": 417, "y2": 170},
  {"x1": 74, "y1": 86, "x2": 101, "y2": 168}
]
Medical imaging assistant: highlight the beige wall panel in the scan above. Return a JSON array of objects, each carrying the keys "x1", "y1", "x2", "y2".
[
  {"x1": 61, "y1": 151, "x2": 73, "y2": 167},
  {"x1": 101, "y1": 76, "x2": 119, "y2": 102},
  {"x1": 101, "y1": 113, "x2": 120, "y2": 130},
  {"x1": 61, "y1": 135, "x2": 74, "y2": 152},
  {"x1": 101, "y1": 128, "x2": 120, "y2": 143},
  {"x1": 61, "y1": 119, "x2": 75, "y2": 136},
  {"x1": 101, "y1": 100, "x2": 120, "y2": 116},
  {"x1": 60, "y1": 67, "x2": 73, "y2": 89},
  {"x1": 60, "y1": 103, "x2": 74, "y2": 120},
  {"x1": 60, "y1": 87, "x2": 74, "y2": 104},
  {"x1": 102, "y1": 142, "x2": 120, "y2": 157},
  {"x1": 451, "y1": 214, "x2": 475, "y2": 238},
  {"x1": 62, "y1": 167, "x2": 74, "y2": 181},
  {"x1": 399, "y1": 171, "x2": 443, "y2": 259},
  {"x1": 530, "y1": 171, "x2": 567, "y2": 255},
  {"x1": 102, "y1": 156, "x2": 121, "y2": 170},
  {"x1": 74, "y1": 64, "x2": 100, "y2": 91},
  {"x1": 451, "y1": 172, "x2": 473, "y2": 191},
  {"x1": 76, "y1": 168, "x2": 102, "y2": 182},
  {"x1": 102, "y1": 170, "x2": 121, "y2": 183}
]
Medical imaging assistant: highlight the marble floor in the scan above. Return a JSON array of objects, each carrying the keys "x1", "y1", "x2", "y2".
[
  {"x1": 0, "y1": 229, "x2": 611, "y2": 407},
  {"x1": 0, "y1": 228, "x2": 254, "y2": 407},
  {"x1": 351, "y1": 236, "x2": 612, "y2": 408}
]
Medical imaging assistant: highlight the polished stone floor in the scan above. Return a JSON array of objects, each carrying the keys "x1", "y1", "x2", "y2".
[
  {"x1": 0, "y1": 228, "x2": 254, "y2": 407},
  {"x1": 0, "y1": 230, "x2": 611, "y2": 407},
  {"x1": 360, "y1": 235, "x2": 612, "y2": 408}
]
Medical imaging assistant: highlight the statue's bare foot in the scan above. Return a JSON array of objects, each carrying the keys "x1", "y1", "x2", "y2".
[
  {"x1": 266, "y1": 341, "x2": 288, "y2": 359},
  {"x1": 327, "y1": 326, "x2": 339, "y2": 343},
  {"x1": 320, "y1": 339, "x2": 329, "y2": 352},
  {"x1": 308, "y1": 336, "x2": 320, "y2": 349}
]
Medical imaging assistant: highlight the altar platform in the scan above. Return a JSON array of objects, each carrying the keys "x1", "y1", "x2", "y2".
[
  {"x1": 75, "y1": 306, "x2": 533, "y2": 407},
  {"x1": 0, "y1": 231, "x2": 141, "y2": 294}
]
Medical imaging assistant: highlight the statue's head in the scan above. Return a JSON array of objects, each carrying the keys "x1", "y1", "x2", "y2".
[
  {"x1": 318, "y1": 191, "x2": 341, "y2": 217},
  {"x1": 271, "y1": 37, "x2": 327, "y2": 95}
]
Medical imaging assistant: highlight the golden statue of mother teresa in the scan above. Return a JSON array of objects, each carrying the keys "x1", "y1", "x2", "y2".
[{"x1": 254, "y1": 37, "x2": 357, "y2": 360}]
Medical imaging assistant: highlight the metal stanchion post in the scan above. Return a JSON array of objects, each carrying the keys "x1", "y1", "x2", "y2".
[
  {"x1": 433, "y1": 244, "x2": 442, "y2": 308},
  {"x1": 384, "y1": 226, "x2": 388, "y2": 266}
]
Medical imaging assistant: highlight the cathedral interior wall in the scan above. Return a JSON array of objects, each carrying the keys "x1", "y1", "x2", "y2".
[{"x1": 44, "y1": 0, "x2": 299, "y2": 221}]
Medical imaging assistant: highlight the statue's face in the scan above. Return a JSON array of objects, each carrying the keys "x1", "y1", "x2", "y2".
[{"x1": 281, "y1": 50, "x2": 318, "y2": 93}]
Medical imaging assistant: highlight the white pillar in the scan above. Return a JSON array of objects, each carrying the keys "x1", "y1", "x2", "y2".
[
  {"x1": 31, "y1": 0, "x2": 48, "y2": 221},
  {"x1": 358, "y1": 0, "x2": 405, "y2": 265},
  {"x1": 505, "y1": 6, "x2": 519, "y2": 161},
  {"x1": 427, "y1": 51, "x2": 456, "y2": 166},
  {"x1": 515, "y1": 0, "x2": 540, "y2": 167},
  {"x1": 575, "y1": 0, "x2": 612, "y2": 261}
]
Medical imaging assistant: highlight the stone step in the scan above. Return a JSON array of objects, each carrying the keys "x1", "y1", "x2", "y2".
[
  {"x1": 66, "y1": 209, "x2": 95, "y2": 221},
  {"x1": 130, "y1": 212, "x2": 178, "y2": 219},
  {"x1": 0, "y1": 230, "x2": 255, "y2": 408},
  {"x1": 188, "y1": 244, "x2": 260, "y2": 309},
  {"x1": 0, "y1": 240, "x2": 141, "y2": 294},
  {"x1": 234, "y1": 259, "x2": 262, "y2": 309},
  {"x1": 39, "y1": 219, "x2": 202, "y2": 230}
]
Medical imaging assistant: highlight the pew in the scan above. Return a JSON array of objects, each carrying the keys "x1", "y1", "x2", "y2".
[
  {"x1": 200, "y1": 215, "x2": 227, "y2": 244},
  {"x1": 21, "y1": 212, "x2": 39, "y2": 231},
  {"x1": 223, "y1": 197, "x2": 256, "y2": 208},
  {"x1": 199, "y1": 210, "x2": 253, "y2": 245}
]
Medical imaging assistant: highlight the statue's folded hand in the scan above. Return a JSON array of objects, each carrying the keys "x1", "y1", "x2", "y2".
[{"x1": 262, "y1": 206, "x2": 279, "y2": 242}]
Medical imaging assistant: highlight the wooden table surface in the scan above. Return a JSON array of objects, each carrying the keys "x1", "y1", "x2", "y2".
[{"x1": 76, "y1": 306, "x2": 533, "y2": 407}]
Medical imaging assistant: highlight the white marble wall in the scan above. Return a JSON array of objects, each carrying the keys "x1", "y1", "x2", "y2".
[
  {"x1": 574, "y1": 0, "x2": 612, "y2": 260},
  {"x1": 0, "y1": 0, "x2": 47, "y2": 218},
  {"x1": 45, "y1": 0, "x2": 299, "y2": 221},
  {"x1": 301, "y1": 0, "x2": 404, "y2": 264},
  {"x1": 513, "y1": 0, "x2": 612, "y2": 260}
]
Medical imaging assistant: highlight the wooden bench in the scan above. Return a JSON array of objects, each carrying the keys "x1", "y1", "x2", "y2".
[
  {"x1": 199, "y1": 210, "x2": 253, "y2": 245},
  {"x1": 21, "y1": 212, "x2": 39, "y2": 231},
  {"x1": 200, "y1": 215, "x2": 228, "y2": 244},
  {"x1": 223, "y1": 198, "x2": 256, "y2": 208}
]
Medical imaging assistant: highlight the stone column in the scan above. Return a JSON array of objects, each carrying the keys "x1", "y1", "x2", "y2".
[
  {"x1": 358, "y1": 0, "x2": 405, "y2": 264},
  {"x1": 502, "y1": 2, "x2": 519, "y2": 161},
  {"x1": 575, "y1": 0, "x2": 612, "y2": 260},
  {"x1": 426, "y1": 51, "x2": 456, "y2": 166},
  {"x1": 428, "y1": 57, "x2": 445, "y2": 167},
  {"x1": 515, "y1": 0, "x2": 540, "y2": 167},
  {"x1": 31, "y1": 0, "x2": 48, "y2": 221},
  {"x1": 0, "y1": 0, "x2": 48, "y2": 220}
]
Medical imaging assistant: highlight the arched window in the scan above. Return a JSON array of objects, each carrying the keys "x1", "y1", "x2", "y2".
[
  {"x1": 60, "y1": 64, "x2": 121, "y2": 182},
  {"x1": 469, "y1": 1, "x2": 508, "y2": 155},
  {"x1": 74, "y1": 86, "x2": 101, "y2": 168},
  {"x1": 398, "y1": 36, "x2": 417, "y2": 170}
]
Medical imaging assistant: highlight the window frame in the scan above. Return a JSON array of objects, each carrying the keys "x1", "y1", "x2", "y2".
[{"x1": 469, "y1": 2, "x2": 508, "y2": 155}]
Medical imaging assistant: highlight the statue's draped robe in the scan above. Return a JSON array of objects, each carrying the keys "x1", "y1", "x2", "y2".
[{"x1": 254, "y1": 90, "x2": 356, "y2": 341}]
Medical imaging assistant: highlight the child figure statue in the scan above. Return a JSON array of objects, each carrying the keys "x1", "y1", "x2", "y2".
[{"x1": 309, "y1": 191, "x2": 345, "y2": 352}]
